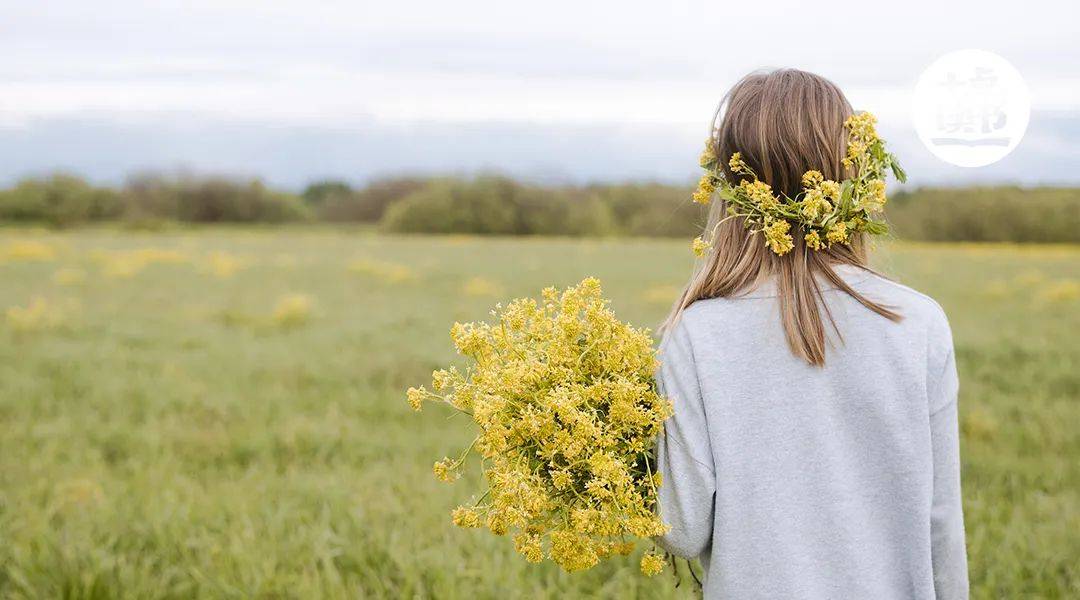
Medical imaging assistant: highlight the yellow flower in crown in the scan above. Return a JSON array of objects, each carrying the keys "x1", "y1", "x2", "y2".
[
  {"x1": 800, "y1": 189, "x2": 831, "y2": 221},
  {"x1": 692, "y1": 174, "x2": 718, "y2": 205},
  {"x1": 826, "y1": 221, "x2": 849, "y2": 245},
  {"x1": 846, "y1": 111, "x2": 878, "y2": 139},
  {"x1": 691, "y1": 236, "x2": 710, "y2": 257},
  {"x1": 699, "y1": 143, "x2": 718, "y2": 168},
  {"x1": 805, "y1": 229, "x2": 825, "y2": 251},
  {"x1": 728, "y1": 151, "x2": 752, "y2": 175},
  {"x1": 742, "y1": 180, "x2": 779, "y2": 209},
  {"x1": 859, "y1": 179, "x2": 887, "y2": 212},
  {"x1": 763, "y1": 218, "x2": 794, "y2": 255},
  {"x1": 819, "y1": 180, "x2": 841, "y2": 201},
  {"x1": 843, "y1": 111, "x2": 880, "y2": 166},
  {"x1": 801, "y1": 170, "x2": 824, "y2": 189}
]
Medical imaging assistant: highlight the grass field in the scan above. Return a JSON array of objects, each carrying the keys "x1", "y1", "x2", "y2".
[{"x1": 0, "y1": 228, "x2": 1077, "y2": 599}]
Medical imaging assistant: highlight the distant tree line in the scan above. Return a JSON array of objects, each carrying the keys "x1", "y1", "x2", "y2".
[{"x1": 0, "y1": 171, "x2": 1077, "y2": 243}]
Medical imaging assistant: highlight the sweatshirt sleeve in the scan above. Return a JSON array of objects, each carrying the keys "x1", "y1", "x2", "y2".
[
  {"x1": 928, "y1": 337, "x2": 970, "y2": 599},
  {"x1": 654, "y1": 318, "x2": 716, "y2": 559}
]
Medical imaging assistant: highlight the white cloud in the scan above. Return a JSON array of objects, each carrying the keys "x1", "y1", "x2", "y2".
[{"x1": 1, "y1": 0, "x2": 1078, "y2": 182}]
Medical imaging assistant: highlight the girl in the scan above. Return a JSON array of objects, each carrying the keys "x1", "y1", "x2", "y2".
[{"x1": 655, "y1": 69, "x2": 969, "y2": 599}]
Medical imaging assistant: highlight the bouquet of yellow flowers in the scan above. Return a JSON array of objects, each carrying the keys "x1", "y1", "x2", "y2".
[{"x1": 407, "y1": 278, "x2": 673, "y2": 576}]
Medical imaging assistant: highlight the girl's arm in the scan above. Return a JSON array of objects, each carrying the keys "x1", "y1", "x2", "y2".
[
  {"x1": 928, "y1": 338, "x2": 969, "y2": 599},
  {"x1": 654, "y1": 318, "x2": 716, "y2": 559}
]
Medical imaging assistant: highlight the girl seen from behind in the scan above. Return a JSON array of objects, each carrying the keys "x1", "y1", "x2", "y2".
[{"x1": 655, "y1": 69, "x2": 969, "y2": 599}]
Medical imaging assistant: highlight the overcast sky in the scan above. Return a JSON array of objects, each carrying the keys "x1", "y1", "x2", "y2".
[{"x1": 1, "y1": 1, "x2": 1078, "y2": 188}]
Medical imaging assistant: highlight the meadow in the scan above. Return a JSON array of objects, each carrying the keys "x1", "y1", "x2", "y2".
[{"x1": 0, "y1": 228, "x2": 1077, "y2": 599}]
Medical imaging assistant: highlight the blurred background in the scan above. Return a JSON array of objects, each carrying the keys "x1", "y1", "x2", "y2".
[
  {"x1": 0, "y1": 1, "x2": 1077, "y2": 598},
  {"x1": 0, "y1": 1, "x2": 1078, "y2": 240}
]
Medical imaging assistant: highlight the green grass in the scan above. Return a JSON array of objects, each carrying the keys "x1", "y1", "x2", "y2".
[{"x1": 0, "y1": 228, "x2": 1077, "y2": 598}]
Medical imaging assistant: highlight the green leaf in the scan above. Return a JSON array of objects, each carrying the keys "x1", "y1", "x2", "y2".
[
  {"x1": 863, "y1": 219, "x2": 889, "y2": 235},
  {"x1": 840, "y1": 180, "x2": 854, "y2": 208},
  {"x1": 889, "y1": 155, "x2": 907, "y2": 183}
]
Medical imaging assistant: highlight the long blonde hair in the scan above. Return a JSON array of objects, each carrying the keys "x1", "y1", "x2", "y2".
[{"x1": 663, "y1": 69, "x2": 900, "y2": 366}]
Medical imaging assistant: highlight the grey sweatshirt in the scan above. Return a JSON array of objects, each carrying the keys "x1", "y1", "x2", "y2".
[{"x1": 655, "y1": 265, "x2": 968, "y2": 599}]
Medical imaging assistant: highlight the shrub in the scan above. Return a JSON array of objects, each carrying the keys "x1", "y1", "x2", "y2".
[
  {"x1": 887, "y1": 187, "x2": 1080, "y2": 243},
  {"x1": 589, "y1": 183, "x2": 704, "y2": 237},
  {"x1": 302, "y1": 181, "x2": 353, "y2": 206},
  {"x1": 514, "y1": 188, "x2": 617, "y2": 236},
  {"x1": 122, "y1": 172, "x2": 182, "y2": 223},
  {"x1": 314, "y1": 177, "x2": 428, "y2": 222},
  {"x1": 0, "y1": 174, "x2": 124, "y2": 227},
  {"x1": 381, "y1": 177, "x2": 619, "y2": 237},
  {"x1": 381, "y1": 177, "x2": 524, "y2": 235},
  {"x1": 2, "y1": 170, "x2": 1077, "y2": 243},
  {"x1": 123, "y1": 172, "x2": 309, "y2": 223}
]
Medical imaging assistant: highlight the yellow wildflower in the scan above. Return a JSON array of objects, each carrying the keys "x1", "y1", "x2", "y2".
[
  {"x1": 762, "y1": 218, "x2": 794, "y2": 255},
  {"x1": 348, "y1": 257, "x2": 417, "y2": 283},
  {"x1": 860, "y1": 179, "x2": 887, "y2": 212},
  {"x1": 742, "y1": 180, "x2": 778, "y2": 209},
  {"x1": 452, "y1": 506, "x2": 481, "y2": 528},
  {"x1": 626, "y1": 515, "x2": 669, "y2": 537},
  {"x1": 1, "y1": 240, "x2": 56, "y2": 262},
  {"x1": 819, "y1": 180, "x2": 841, "y2": 201},
  {"x1": 846, "y1": 111, "x2": 878, "y2": 138},
  {"x1": 1037, "y1": 279, "x2": 1080, "y2": 303},
  {"x1": 728, "y1": 151, "x2": 750, "y2": 174},
  {"x1": 699, "y1": 142, "x2": 717, "y2": 168},
  {"x1": 462, "y1": 276, "x2": 504, "y2": 297},
  {"x1": 433, "y1": 458, "x2": 458, "y2": 483},
  {"x1": 805, "y1": 230, "x2": 825, "y2": 251},
  {"x1": 844, "y1": 141, "x2": 866, "y2": 166},
  {"x1": 487, "y1": 513, "x2": 509, "y2": 536},
  {"x1": 271, "y1": 293, "x2": 313, "y2": 328},
  {"x1": 692, "y1": 174, "x2": 717, "y2": 205},
  {"x1": 801, "y1": 170, "x2": 824, "y2": 189},
  {"x1": 514, "y1": 533, "x2": 545, "y2": 563},
  {"x1": 640, "y1": 552, "x2": 665, "y2": 577},
  {"x1": 800, "y1": 189, "x2": 831, "y2": 221},
  {"x1": 450, "y1": 322, "x2": 489, "y2": 357},
  {"x1": 691, "y1": 236, "x2": 710, "y2": 257},
  {"x1": 551, "y1": 469, "x2": 573, "y2": 490},
  {"x1": 844, "y1": 112, "x2": 879, "y2": 166},
  {"x1": 431, "y1": 369, "x2": 454, "y2": 391},
  {"x1": 826, "y1": 221, "x2": 849, "y2": 245},
  {"x1": 203, "y1": 251, "x2": 244, "y2": 278},
  {"x1": 550, "y1": 530, "x2": 599, "y2": 572},
  {"x1": 6, "y1": 298, "x2": 67, "y2": 332},
  {"x1": 406, "y1": 386, "x2": 427, "y2": 411}
]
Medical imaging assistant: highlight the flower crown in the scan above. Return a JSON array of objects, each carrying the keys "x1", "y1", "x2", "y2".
[{"x1": 690, "y1": 112, "x2": 906, "y2": 257}]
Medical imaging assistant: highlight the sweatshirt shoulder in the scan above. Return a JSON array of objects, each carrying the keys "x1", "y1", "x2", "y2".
[
  {"x1": 668, "y1": 296, "x2": 776, "y2": 358},
  {"x1": 676, "y1": 295, "x2": 770, "y2": 336},
  {"x1": 861, "y1": 273, "x2": 953, "y2": 344}
]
